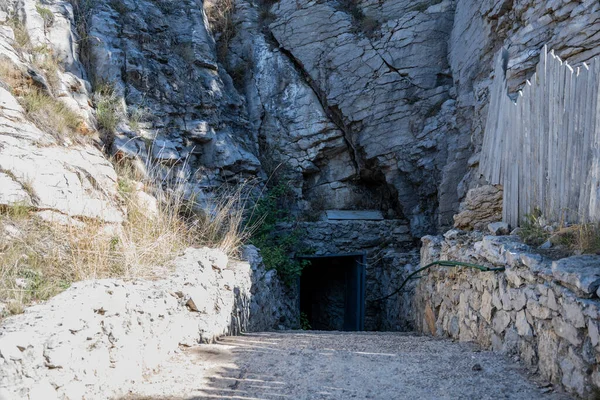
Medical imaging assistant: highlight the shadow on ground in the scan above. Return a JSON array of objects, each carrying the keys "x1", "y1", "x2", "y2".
[{"x1": 119, "y1": 331, "x2": 570, "y2": 400}]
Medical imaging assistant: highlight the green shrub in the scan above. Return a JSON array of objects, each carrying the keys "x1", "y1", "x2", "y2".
[
  {"x1": 248, "y1": 182, "x2": 310, "y2": 286},
  {"x1": 518, "y1": 208, "x2": 550, "y2": 246},
  {"x1": 36, "y1": 4, "x2": 55, "y2": 28},
  {"x1": 93, "y1": 82, "x2": 122, "y2": 134},
  {"x1": 300, "y1": 312, "x2": 311, "y2": 330}
]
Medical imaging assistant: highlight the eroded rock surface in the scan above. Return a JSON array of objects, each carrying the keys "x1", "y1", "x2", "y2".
[
  {"x1": 262, "y1": 0, "x2": 463, "y2": 234},
  {"x1": 453, "y1": 185, "x2": 503, "y2": 231},
  {"x1": 0, "y1": 1, "x2": 123, "y2": 222},
  {"x1": 88, "y1": 0, "x2": 261, "y2": 194}
]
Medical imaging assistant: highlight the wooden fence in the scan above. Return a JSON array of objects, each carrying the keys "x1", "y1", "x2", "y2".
[{"x1": 480, "y1": 46, "x2": 600, "y2": 228}]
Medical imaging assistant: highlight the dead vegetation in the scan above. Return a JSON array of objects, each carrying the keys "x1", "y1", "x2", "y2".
[
  {"x1": 7, "y1": 17, "x2": 31, "y2": 51},
  {"x1": 519, "y1": 209, "x2": 600, "y2": 258},
  {"x1": 0, "y1": 159, "x2": 253, "y2": 318},
  {"x1": 0, "y1": 57, "x2": 84, "y2": 141},
  {"x1": 93, "y1": 81, "x2": 123, "y2": 136},
  {"x1": 204, "y1": 0, "x2": 236, "y2": 60}
]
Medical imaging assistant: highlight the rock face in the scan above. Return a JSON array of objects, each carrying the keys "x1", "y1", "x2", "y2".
[
  {"x1": 413, "y1": 232, "x2": 600, "y2": 397},
  {"x1": 0, "y1": 246, "x2": 296, "y2": 400},
  {"x1": 229, "y1": 0, "x2": 600, "y2": 234},
  {"x1": 88, "y1": 0, "x2": 262, "y2": 191},
  {"x1": 0, "y1": 1, "x2": 123, "y2": 223},
  {"x1": 230, "y1": 0, "x2": 464, "y2": 235},
  {"x1": 453, "y1": 185, "x2": 503, "y2": 231},
  {"x1": 3, "y1": 0, "x2": 600, "y2": 235}
]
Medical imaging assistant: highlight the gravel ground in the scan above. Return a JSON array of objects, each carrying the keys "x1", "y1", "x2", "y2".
[{"x1": 123, "y1": 331, "x2": 571, "y2": 400}]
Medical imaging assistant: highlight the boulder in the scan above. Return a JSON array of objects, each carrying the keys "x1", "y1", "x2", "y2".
[
  {"x1": 488, "y1": 222, "x2": 510, "y2": 236},
  {"x1": 454, "y1": 186, "x2": 503, "y2": 231},
  {"x1": 552, "y1": 256, "x2": 600, "y2": 297}
]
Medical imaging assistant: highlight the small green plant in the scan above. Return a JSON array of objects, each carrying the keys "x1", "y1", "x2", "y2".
[
  {"x1": 36, "y1": 4, "x2": 55, "y2": 28},
  {"x1": 127, "y1": 102, "x2": 150, "y2": 132},
  {"x1": 117, "y1": 177, "x2": 134, "y2": 197},
  {"x1": 247, "y1": 182, "x2": 310, "y2": 286},
  {"x1": 93, "y1": 82, "x2": 122, "y2": 135},
  {"x1": 300, "y1": 312, "x2": 311, "y2": 330},
  {"x1": 519, "y1": 208, "x2": 550, "y2": 247},
  {"x1": 0, "y1": 202, "x2": 32, "y2": 219}
]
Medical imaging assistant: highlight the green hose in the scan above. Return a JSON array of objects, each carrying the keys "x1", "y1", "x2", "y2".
[{"x1": 371, "y1": 260, "x2": 505, "y2": 303}]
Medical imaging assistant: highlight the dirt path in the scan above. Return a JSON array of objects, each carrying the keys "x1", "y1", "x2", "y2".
[{"x1": 124, "y1": 331, "x2": 570, "y2": 400}]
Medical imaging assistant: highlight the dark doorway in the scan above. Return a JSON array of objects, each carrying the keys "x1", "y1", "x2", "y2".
[{"x1": 298, "y1": 254, "x2": 366, "y2": 331}]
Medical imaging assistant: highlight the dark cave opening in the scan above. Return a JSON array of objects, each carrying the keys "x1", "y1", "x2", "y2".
[{"x1": 299, "y1": 254, "x2": 366, "y2": 331}]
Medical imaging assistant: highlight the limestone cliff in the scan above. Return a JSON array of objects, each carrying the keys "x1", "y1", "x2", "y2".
[{"x1": 0, "y1": 0, "x2": 599, "y2": 236}]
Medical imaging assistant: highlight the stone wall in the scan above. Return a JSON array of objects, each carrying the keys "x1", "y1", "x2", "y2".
[
  {"x1": 297, "y1": 220, "x2": 418, "y2": 331},
  {"x1": 0, "y1": 246, "x2": 296, "y2": 400},
  {"x1": 413, "y1": 231, "x2": 600, "y2": 397}
]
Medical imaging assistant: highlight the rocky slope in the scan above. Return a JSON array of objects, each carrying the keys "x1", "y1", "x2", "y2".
[
  {"x1": 0, "y1": 0, "x2": 122, "y2": 223},
  {"x1": 0, "y1": 1, "x2": 599, "y2": 397}
]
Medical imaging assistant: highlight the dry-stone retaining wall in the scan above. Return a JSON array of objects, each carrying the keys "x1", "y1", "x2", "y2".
[
  {"x1": 413, "y1": 231, "x2": 600, "y2": 398},
  {"x1": 0, "y1": 246, "x2": 295, "y2": 400},
  {"x1": 297, "y1": 220, "x2": 418, "y2": 331}
]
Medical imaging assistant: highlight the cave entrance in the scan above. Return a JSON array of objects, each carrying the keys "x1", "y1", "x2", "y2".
[{"x1": 298, "y1": 253, "x2": 366, "y2": 331}]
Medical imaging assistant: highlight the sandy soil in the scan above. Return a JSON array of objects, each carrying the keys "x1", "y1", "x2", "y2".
[{"x1": 122, "y1": 331, "x2": 571, "y2": 400}]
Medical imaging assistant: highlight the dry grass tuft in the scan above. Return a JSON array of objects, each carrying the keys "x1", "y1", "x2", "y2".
[
  {"x1": 21, "y1": 89, "x2": 83, "y2": 135},
  {"x1": 32, "y1": 45, "x2": 61, "y2": 90},
  {"x1": 204, "y1": 0, "x2": 236, "y2": 60},
  {"x1": 551, "y1": 223, "x2": 600, "y2": 255},
  {"x1": 0, "y1": 158, "x2": 254, "y2": 317},
  {"x1": 0, "y1": 58, "x2": 25, "y2": 88},
  {"x1": 0, "y1": 214, "x2": 71, "y2": 317},
  {"x1": 8, "y1": 17, "x2": 31, "y2": 51},
  {"x1": 93, "y1": 81, "x2": 122, "y2": 136},
  {"x1": 0, "y1": 58, "x2": 84, "y2": 140},
  {"x1": 519, "y1": 209, "x2": 600, "y2": 257}
]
